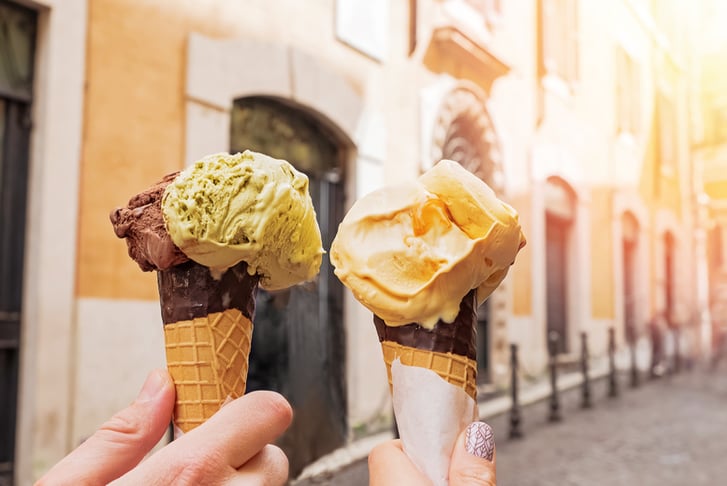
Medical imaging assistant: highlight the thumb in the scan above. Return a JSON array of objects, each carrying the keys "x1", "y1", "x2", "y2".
[
  {"x1": 38, "y1": 369, "x2": 175, "y2": 485},
  {"x1": 448, "y1": 422, "x2": 497, "y2": 486}
]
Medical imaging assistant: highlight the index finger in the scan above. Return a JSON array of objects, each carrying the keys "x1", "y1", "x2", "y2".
[{"x1": 179, "y1": 390, "x2": 293, "y2": 468}]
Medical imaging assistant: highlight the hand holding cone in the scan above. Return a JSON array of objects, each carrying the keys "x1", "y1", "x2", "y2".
[{"x1": 111, "y1": 151, "x2": 323, "y2": 434}]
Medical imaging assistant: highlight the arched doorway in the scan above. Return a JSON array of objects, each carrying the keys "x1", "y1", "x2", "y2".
[
  {"x1": 622, "y1": 212, "x2": 639, "y2": 343},
  {"x1": 663, "y1": 231, "x2": 676, "y2": 327},
  {"x1": 432, "y1": 83, "x2": 505, "y2": 384},
  {"x1": 545, "y1": 177, "x2": 576, "y2": 354},
  {"x1": 230, "y1": 96, "x2": 347, "y2": 476}
]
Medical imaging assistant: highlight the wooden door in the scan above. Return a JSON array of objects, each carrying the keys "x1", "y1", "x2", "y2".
[
  {"x1": 546, "y1": 215, "x2": 569, "y2": 353},
  {"x1": 0, "y1": 2, "x2": 36, "y2": 482}
]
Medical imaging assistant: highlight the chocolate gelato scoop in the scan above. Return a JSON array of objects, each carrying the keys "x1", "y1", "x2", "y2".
[{"x1": 110, "y1": 171, "x2": 189, "y2": 271}]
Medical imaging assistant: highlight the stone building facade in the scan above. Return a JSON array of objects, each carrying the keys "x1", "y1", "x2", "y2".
[{"x1": 1, "y1": 0, "x2": 705, "y2": 483}]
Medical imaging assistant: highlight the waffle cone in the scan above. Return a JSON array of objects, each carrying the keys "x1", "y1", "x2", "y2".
[
  {"x1": 373, "y1": 289, "x2": 478, "y2": 399},
  {"x1": 380, "y1": 340, "x2": 477, "y2": 399},
  {"x1": 163, "y1": 308, "x2": 253, "y2": 433}
]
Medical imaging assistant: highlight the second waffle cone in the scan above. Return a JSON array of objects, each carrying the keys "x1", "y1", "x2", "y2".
[{"x1": 380, "y1": 340, "x2": 477, "y2": 399}]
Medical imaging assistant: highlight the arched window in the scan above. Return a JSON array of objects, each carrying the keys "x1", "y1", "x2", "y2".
[{"x1": 435, "y1": 84, "x2": 504, "y2": 384}]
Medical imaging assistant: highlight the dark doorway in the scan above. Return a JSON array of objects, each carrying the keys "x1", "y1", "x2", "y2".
[
  {"x1": 476, "y1": 301, "x2": 490, "y2": 383},
  {"x1": 545, "y1": 178, "x2": 575, "y2": 354},
  {"x1": 546, "y1": 215, "x2": 569, "y2": 353},
  {"x1": 1, "y1": 2, "x2": 36, "y2": 483},
  {"x1": 664, "y1": 232, "x2": 675, "y2": 327},
  {"x1": 230, "y1": 96, "x2": 347, "y2": 477},
  {"x1": 622, "y1": 212, "x2": 639, "y2": 342}
]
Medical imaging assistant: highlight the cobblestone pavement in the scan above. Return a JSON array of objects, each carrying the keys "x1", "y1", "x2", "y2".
[
  {"x1": 494, "y1": 369, "x2": 727, "y2": 485},
  {"x1": 294, "y1": 367, "x2": 727, "y2": 485}
]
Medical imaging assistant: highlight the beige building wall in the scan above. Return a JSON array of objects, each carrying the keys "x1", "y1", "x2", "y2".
[{"x1": 16, "y1": 0, "x2": 701, "y2": 483}]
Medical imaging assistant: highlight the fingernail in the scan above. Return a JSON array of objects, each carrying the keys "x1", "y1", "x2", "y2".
[
  {"x1": 465, "y1": 422, "x2": 495, "y2": 461},
  {"x1": 137, "y1": 370, "x2": 167, "y2": 402}
]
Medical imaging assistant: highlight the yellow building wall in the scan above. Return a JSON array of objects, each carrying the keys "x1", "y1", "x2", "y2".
[
  {"x1": 510, "y1": 193, "x2": 532, "y2": 316},
  {"x1": 76, "y1": 0, "x2": 386, "y2": 300},
  {"x1": 590, "y1": 186, "x2": 614, "y2": 319},
  {"x1": 78, "y1": 0, "x2": 193, "y2": 300}
]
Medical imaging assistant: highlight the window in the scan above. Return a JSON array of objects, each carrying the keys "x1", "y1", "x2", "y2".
[
  {"x1": 0, "y1": 1, "x2": 35, "y2": 100},
  {"x1": 712, "y1": 225, "x2": 724, "y2": 270},
  {"x1": 656, "y1": 91, "x2": 677, "y2": 174},
  {"x1": 650, "y1": 0, "x2": 679, "y2": 48},
  {"x1": 615, "y1": 47, "x2": 640, "y2": 135},
  {"x1": 705, "y1": 104, "x2": 727, "y2": 145},
  {"x1": 540, "y1": 0, "x2": 579, "y2": 83},
  {"x1": 465, "y1": 0, "x2": 502, "y2": 26},
  {"x1": 335, "y1": 0, "x2": 389, "y2": 61}
]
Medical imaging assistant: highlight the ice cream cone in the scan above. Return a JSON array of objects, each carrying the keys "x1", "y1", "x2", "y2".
[
  {"x1": 374, "y1": 290, "x2": 478, "y2": 400},
  {"x1": 158, "y1": 260, "x2": 259, "y2": 433}
]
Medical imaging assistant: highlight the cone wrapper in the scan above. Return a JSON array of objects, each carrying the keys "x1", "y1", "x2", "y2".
[
  {"x1": 392, "y1": 360, "x2": 477, "y2": 486},
  {"x1": 158, "y1": 260, "x2": 259, "y2": 434},
  {"x1": 374, "y1": 290, "x2": 478, "y2": 486}
]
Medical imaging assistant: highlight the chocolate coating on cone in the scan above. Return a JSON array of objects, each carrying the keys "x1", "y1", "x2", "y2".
[
  {"x1": 373, "y1": 289, "x2": 477, "y2": 360},
  {"x1": 158, "y1": 260, "x2": 259, "y2": 324}
]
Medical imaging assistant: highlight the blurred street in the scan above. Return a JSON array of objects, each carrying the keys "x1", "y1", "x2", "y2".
[{"x1": 295, "y1": 367, "x2": 727, "y2": 485}]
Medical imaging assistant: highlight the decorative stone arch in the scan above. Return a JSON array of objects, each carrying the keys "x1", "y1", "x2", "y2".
[
  {"x1": 425, "y1": 79, "x2": 509, "y2": 384},
  {"x1": 545, "y1": 175, "x2": 578, "y2": 219},
  {"x1": 429, "y1": 80, "x2": 505, "y2": 194}
]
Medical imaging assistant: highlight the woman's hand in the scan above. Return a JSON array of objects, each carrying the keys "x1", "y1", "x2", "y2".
[
  {"x1": 37, "y1": 369, "x2": 293, "y2": 485},
  {"x1": 369, "y1": 422, "x2": 496, "y2": 486}
]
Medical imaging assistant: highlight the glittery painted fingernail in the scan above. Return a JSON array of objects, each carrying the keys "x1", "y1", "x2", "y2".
[{"x1": 465, "y1": 422, "x2": 495, "y2": 461}]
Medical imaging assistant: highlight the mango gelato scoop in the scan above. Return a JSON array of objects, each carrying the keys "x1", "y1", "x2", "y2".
[
  {"x1": 330, "y1": 159, "x2": 526, "y2": 329},
  {"x1": 162, "y1": 151, "x2": 324, "y2": 290}
]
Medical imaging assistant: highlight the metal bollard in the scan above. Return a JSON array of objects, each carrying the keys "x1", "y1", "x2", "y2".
[
  {"x1": 673, "y1": 327, "x2": 681, "y2": 374},
  {"x1": 581, "y1": 332, "x2": 592, "y2": 409},
  {"x1": 629, "y1": 324, "x2": 639, "y2": 388},
  {"x1": 608, "y1": 327, "x2": 619, "y2": 398},
  {"x1": 509, "y1": 343, "x2": 523, "y2": 439},
  {"x1": 548, "y1": 331, "x2": 562, "y2": 422}
]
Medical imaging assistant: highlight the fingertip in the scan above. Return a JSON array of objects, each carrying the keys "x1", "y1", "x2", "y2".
[
  {"x1": 449, "y1": 422, "x2": 497, "y2": 486},
  {"x1": 463, "y1": 422, "x2": 495, "y2": 462},
  {"x1": 244, "y1": 390, "x2": 293, "y2": 429},
  {"x1": 369, "y1": 440, "x2": 426, "y2": 486},
  {"x1": 235, "y1": 444, "x2": 290, "y2": 485},
  {"x1": 368, "y1": 439, "x2": 397, "y2": 469}
]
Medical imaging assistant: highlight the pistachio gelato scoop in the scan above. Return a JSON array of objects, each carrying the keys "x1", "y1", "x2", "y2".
[
  {"x1": 330, "y1": 159, "x2": 526, "y2": 329},
  {"x1": 161, "y1": 151, "x2": 323, "y2": 290}
]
